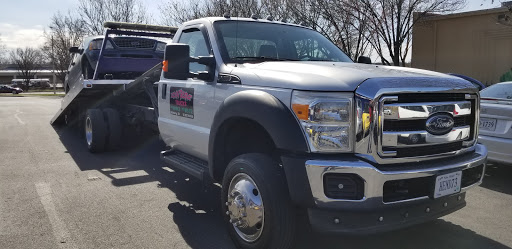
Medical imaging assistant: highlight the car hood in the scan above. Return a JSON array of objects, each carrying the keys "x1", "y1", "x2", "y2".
[{"x1": 230, "y1": 61, "x2": 458, "y2": 91}]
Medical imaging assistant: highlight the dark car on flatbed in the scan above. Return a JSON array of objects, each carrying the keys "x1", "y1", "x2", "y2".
[{"x1": 65, "y1": 35, "x2": 168, "y2": 93}]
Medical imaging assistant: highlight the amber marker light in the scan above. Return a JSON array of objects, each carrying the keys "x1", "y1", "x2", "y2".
[
  {"x1": 292, "y1": 104, "x2": 309, "y2": 120},
  {"x1": 162, "y1": 60, "x2": 168, "y2": 72}
]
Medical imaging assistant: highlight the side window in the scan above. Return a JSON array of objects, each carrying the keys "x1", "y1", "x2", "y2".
[
  {"x1": 178, "y1": 28, "x2": 210, "y2": 74},
  {"x1": 69, "y1": 39, "x2": 84, "y2": 69}
]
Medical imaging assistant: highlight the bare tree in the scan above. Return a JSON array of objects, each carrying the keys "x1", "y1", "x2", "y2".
[
  {"x1": 78, "y1": 0, "x2": 151, "y2": 34},
  {"x1": 0, "y1": 35, "x2": 7, "y2": 65},
  {"x1": 351, "y1": 0, "x2": 466, "y2": 66},
  {"x1": 159, "y1": 0, "x2": 372, "y2": 60},
  {"x1": 43, "y1": 12, "x2": 87, "y2": 86},
  {"x1": 160, "y1": 0, "x2": 266, "y2": 26},
  {"x1": 286, "y1": 0, "x2": 372, "y2": 60},
  {"x1": 10, "y1": 48, "x2": 45, "y2": 92},
  {"x1": 159, "y1": 0, "x2": 209, "y2": 26}
]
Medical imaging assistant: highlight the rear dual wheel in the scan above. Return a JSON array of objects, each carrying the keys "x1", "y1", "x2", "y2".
[{"x1": 84, "y1": 108, "x2": 122, "y2": 153}]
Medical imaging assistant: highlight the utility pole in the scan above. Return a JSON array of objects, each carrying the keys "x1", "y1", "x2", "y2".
[{"x1": 51, "y1": 35, "x2": 56, "y2": 95}]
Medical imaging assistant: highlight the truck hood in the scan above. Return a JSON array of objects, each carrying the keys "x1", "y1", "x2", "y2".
[{"x1": 230, "y1": 61, "x2": 458, "y2": 91}]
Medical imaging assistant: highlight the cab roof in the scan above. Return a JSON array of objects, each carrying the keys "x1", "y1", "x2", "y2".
[{"x1": 183, "y1": 16, "x2": 312, "y2": 30}]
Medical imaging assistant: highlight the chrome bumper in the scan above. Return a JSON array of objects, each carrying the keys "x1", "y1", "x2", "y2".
[{"x1": 305, "y1": 144, "x2": 487, "y2": 210}]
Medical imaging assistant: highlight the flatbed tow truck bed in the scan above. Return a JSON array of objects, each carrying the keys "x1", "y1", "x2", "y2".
[{"x1": 50, "y1": 22, "x2": 177, "y2": 131}]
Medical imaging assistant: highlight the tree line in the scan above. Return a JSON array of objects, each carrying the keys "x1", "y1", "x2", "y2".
[
  {"x1": 2, "y1": 0, "x2": 466, "y2": 91},
  {"x1": 160, "y1": 0, "x2": 465, "y2": 66}
]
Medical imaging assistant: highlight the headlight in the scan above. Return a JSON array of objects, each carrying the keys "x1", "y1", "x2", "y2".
[
  {"x1": 291, "y1": 91, "x2": 353, "y2": 152},
  {"x1": 156, "y1": 42, "x2": 166, "y2": 52},
  {"x1": 88, "y1": 39, "x2": 114, "y2": 50}
]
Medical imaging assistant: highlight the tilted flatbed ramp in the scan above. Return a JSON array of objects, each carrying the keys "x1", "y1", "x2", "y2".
[
  {"x1": 51, "y1": 21, "x2": 176, "y2": 125},
  {"x1": 50, "y1": 63, "x2": 162, "y2": 125},
  {"x1": 50, "y1": 77, "x2": 131, "y2": 125}
]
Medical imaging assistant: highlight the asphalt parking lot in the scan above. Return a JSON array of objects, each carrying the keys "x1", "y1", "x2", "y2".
[{"x1": 1, "y1": 96, "x2": 511, "y2": 249}]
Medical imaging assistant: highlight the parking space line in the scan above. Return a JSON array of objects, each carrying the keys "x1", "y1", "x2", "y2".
[
  {"x1": 14, "y1": 109, "x2": 25, "y2": 125},
  {"x1": 35, "y1": 182, "x2": 75, "y2": 248}
]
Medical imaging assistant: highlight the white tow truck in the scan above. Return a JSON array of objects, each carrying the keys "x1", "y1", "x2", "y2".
[{"x1": 52, "y1": 18, "x2": 487, "y2": 249}]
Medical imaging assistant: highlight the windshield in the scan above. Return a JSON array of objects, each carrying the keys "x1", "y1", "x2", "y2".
[
  {"x1": 480, "y1": 82, "x2": 512, "y2": 100},
  {"x1": 213, "y1": 21, "x2": 353, "y2": 63}
]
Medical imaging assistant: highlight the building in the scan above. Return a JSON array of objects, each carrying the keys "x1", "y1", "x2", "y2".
[
  {"x1": 412, "y1": 3, "x2": 512, "y2": 85},
  {"x1": 0, "y1": 64, "x2": 62, "y2": 85}
]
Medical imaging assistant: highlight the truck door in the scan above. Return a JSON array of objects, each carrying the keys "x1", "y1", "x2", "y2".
[{"x1": 158, "y1": 26, "x2": 217, "y2": 160}]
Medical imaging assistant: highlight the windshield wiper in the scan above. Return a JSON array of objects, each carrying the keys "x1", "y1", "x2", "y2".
[
  {"x1": 233, "y1": 56, "x2": 299, "y2": 62},
  {"x1": 306, "y1": 59, "x2": 335, "y2": 62}
]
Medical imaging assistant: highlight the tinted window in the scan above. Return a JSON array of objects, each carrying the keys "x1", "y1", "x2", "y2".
[
  {"x1": 178, "y1": 29, "x2": 210, "y2": 73},
  {"x1": 480, "y1": 83, "x2": 512, "y2": 100},
  {"x1": 213, "y1": 21, "x2": 353, "y2": 63}
]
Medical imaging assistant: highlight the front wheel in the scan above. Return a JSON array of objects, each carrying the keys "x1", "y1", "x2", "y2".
[
  {"x1": 222, "y1": 153, "x2": 295, "y2": 249},
  {"x1": 12, "y1": 90, "x2": 17, "y2": 94}
]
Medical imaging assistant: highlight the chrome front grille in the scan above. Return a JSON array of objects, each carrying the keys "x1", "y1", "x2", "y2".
[
  {"x1": 354, "y1": 77, "x2": 480, "y2": 165},
  {"x1": 378, "y1": 94, "x2": 477, "y2": 158}
]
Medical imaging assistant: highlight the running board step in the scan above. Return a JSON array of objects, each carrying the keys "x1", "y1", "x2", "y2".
[{"x1": 160, "y1": 150, "x2": 209, "y2": 181}]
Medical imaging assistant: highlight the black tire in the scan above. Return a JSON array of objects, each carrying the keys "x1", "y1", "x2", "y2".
[
  {"x1": 83, "y1": 60, "x2": 94, "y2": 80},
  {"x1": 84, "y1": 108, "x2": 107, "y2": 153},
  {"x1": 64, "y1": 83, "x2": 69, "y2": 94},
  {"x1": 12, "y1": 90, "x2": 17, "y2": 94},
  {"x1": 103, "y1": 108, "x2": 122, "y2": 150},
  {"x1": 221, "y1": 153, "x2": 295, "y2": 249}
]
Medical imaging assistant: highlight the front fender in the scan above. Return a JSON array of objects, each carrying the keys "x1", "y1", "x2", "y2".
[{"x1": 208, "y1": 90, "x2": 309, "y2": 177}]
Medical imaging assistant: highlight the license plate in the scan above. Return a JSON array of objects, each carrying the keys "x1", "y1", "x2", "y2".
[
  {"x1": 479, "y1": 118, "x2": 497, "y2": 131},
  {"x1": 434, "y1": 171, "x2": 462, "y2": 199}
]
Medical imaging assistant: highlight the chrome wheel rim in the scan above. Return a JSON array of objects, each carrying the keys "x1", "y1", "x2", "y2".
[
  {"x1": 226, "y1": 173, "x2": 264, "y2": 242},
  {"x1": 85, "y1": 117, "x2": 93, "y2": 146}
]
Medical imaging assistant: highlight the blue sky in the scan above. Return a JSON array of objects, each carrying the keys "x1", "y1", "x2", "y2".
[{"x1": 0, "y1": 0, "x2": 502, "y2": 49}]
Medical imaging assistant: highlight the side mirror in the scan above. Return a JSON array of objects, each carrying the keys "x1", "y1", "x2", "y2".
[
  {"x1": 69, "y1": 47, "x2": 80, "y2": 54},
  {"x1": 163, "y1": 44, "x2": 216, "y2": 81},
  {"x1": 164, "y1": 44, "x2": 190, "y2": 80},
  {"x1": 195, "y1": 56, "x2": 216, "y2": 81},
  {"x1": 357, "y1": 56, "x2": 372, "y2": 64}
]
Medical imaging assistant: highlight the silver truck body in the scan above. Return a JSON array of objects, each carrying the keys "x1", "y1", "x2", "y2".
[{"x1": 156, "y1": 17, "x2": 487, "y2": 237}]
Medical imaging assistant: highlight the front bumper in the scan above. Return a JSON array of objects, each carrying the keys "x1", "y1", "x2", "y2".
[
  {"x1": 308, "y1": 193, "x2": 466, "y2": 234},
  {"x1": 281, "y1": 144, "x2": 487, "y2": 233}
]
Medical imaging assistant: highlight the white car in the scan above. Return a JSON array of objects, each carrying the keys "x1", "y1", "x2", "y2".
[{"x1": 478, "y1": 82, "x2": 512, "y2": 164}]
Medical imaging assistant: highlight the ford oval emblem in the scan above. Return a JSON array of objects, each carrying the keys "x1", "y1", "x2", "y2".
[{"x1": 425, "y1": 113, "x2": 454, "y2": 135}]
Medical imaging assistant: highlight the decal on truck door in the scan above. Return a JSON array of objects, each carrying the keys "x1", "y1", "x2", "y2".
[{"x1": 169, "y1": 87, "x2": 194, "y2": 119}]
